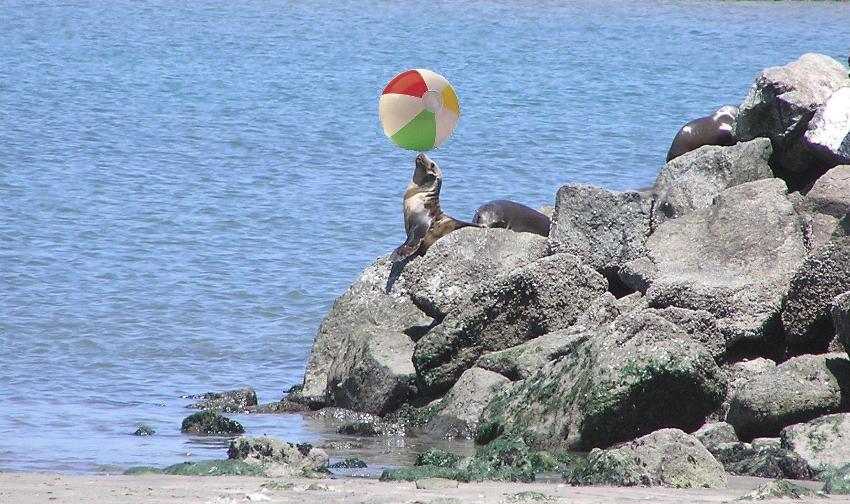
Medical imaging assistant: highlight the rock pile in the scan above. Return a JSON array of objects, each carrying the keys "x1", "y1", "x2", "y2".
[{"x1": 294, "y1": 53, "x2": 850, "y2": 489}]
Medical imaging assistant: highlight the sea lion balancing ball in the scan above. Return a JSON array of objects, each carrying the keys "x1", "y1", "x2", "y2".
[{"x1": 379, "y1": 69, "x2": 460, "y2": 151}]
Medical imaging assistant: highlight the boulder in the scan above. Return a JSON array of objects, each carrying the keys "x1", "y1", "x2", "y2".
[
  {"x1": 782, "y1": 215, "x2": 850, "y2": 351},
  {"x1": 737, "y1": 479, "x2": 819, "y2": 501},
  {"x1": 480, "y1": 310, "x2": 726, "y2": 450},
  {"x1": 718, "y1": 358, "x2": 778, "y2": 419},
  {"x1": 726, "y1": 353, "x2": 850, "y2": 440},
  {"x1": 734, "y1": 53, "x2": 850, "y2": 187},
  {"x1": 423, "y1": 367, "x2": 511, "y2": 439},
  {"x1": 180, "y1": 411, "x2": 244, "y2": 435},
  {"x1": 796, "y1": 165, "x2": 850, "y2": 250},
  {"x1": 299, "y1": 255, "x2": 432, "y2": 414},
  {"x1": 833, "y1": 292, "x2": 850, "y2": 355},
  {"x1": 645, "y1": 178, "x2": 807, "y2": 346},
  {"x1": 401, "y1": 227, "x2": 548, "y2": 319},
  {"x1": 781, "y1": 413, "x2": 850, "y2": 472},
  {"x1": 413, "y1": 253, "x2": 608, "y2": 394},
  {"x1": 805, "y1": 87, "x2": 850, "y2": 167},
  {"x1": 548, "y1": 184, "x2": 652, "y2": 277},
  {"x1": 692, "y1": 422, "x2": 738, "y2": 450},
  {"x1": 647, "y1": 306, "x2": 725, "y2": 361},
  {"x1": 475, "y1": 293, "x2": 619, "y2": 381},
  {"x1": 652, "y1": 138, "x2": 773, "y2": 225},
  {"x1": 708, "y1": 441, "x2": 814, "y2": 480},
  {"x1": 227, "y1": 436, "x2": 328, "y2": 478},
  {"x1": 185, "y1": 388, "x2": 258, "y2": 412},
  {"x1": 567, "y1": 429, "x2": 727, "y2": 488}
]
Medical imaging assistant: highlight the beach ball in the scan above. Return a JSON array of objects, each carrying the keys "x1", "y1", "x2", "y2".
[{"x1": 379, "y1": 69, "x2": 460, "y2": 151}]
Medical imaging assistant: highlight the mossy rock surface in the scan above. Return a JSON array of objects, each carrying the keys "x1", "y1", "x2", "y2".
[
  {"x1": 738, "y1": 479, "x2": 819, "y2": 500},
  {"x1": 180, "y1": 411, "x2": 244, "y2": 435},
  {"x1": 329, "y1": 457, "x2": 367, "y2": 469},
  {"x1": 465, "y1": 436, "x2": 535, "y2": 482},
  {"x1": 337, "y1": 421, "x2": 379, "y2": 436},
  {"x1": 124, "y1": 466, "x2": 164, "y2": 475},
  {"x1": 416, "y1": 449, "x2": 461, "y2": 468},
  {"x1": 823, "y1": 464, "x2": 850, "y2": 494},
  {"x1": 379, "y1": 466, "x2": 470, "y2": 482},
  {"x1": 161, "y1": 459, "x2": 267, "y2": 476},
  {"x1": 567, "y1": 449, "x2": 649, "y2": 486},
  {"x1": 133, "y1": 425, "x2": 155, "y2": 436}
]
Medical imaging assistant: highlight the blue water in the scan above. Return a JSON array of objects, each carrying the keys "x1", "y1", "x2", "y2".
[{"x1": 1, "y1": 0, "x2": 848, "y2": 474}]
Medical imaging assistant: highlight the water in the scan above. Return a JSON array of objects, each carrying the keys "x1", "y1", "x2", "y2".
[{"x1": 1, "y1": 0, "x2": 848, "y2": 474}]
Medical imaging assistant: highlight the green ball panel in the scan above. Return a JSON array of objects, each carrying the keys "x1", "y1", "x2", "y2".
[{"x1": 390, "y1": 109, "x2": 436, "y2": 151}]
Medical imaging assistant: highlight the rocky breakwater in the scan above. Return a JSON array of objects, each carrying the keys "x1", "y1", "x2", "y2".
[{"x1": 292, "y1": 53, "x2": 850, "y2": 490}]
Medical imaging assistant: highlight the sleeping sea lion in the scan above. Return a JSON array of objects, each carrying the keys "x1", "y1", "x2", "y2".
[
  {"x1": 666, "y1": 105, "x2": 739, "y2": 162},
  {"x1": 472, "y1": 199, "x2": 551, "y2": 237},
  {"x1": 390, "y1": 153, "x2": 477, "y2": 262}
]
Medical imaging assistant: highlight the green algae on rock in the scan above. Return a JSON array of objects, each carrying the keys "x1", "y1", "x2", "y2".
[
  {"x1": 184, "y1": 388, "x2": 258, "y2": 413},
  {"x1": 465, "y1": 436, "x2": 535, "y2": 482},
  {"x1": 379, "y1": 466, "x2": 470, "y2": 482},
  {"x1": 415, "y1": 449, "x2": 461, "y2": 468},
  {"x1": 329, "y1": 457, "x2": 368, "y2": 469},
  {"x1": 144, "y1": 460, "x2": 268, "y2": 476},
  {"x1": 133, "y1": 424, "x2": 155, "y2": 436},
  {"x1": 823, "y1": 464, "x2": 850, "y2": 495},
  {"x1": 227, "y1": 436, "x2": 328, "y2": 478},
  {"x1": 180, "y1": 411, "x2": 244, "y2": 435},
  {"x1": 737, "y1": 479, "x2": 821, "y2": 500}
]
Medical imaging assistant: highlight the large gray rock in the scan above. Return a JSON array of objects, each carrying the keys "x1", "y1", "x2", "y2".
[
  {"x1": 833, "y1": 292, "x2": 850, "y2": 355},
  {"x1": 645, "y1": 178, "x2": 807, "y2": 346},
  {"x1": 413, "y1": 253, "x2": 607, "y2": 394},
  {"x1": 401, "y1": 227, "x2": 548, "y2": 318},
  {"x1": 718, "y1": 358, "x2": 778, "y2": 420},
  {"x1": 227, "y1": 436, "x2": 328, "y2": 478},
  {"x1": 568, "y1": 429, "x2": 727, "y2": 488},
  {"x1": 781, "y1": 413, "x2": 850, "y2": 473},
  {"x1": 300, "y1": 256, "x2": 432, "y2": 414},
  {"x1": 805, "y1": 86, "x2": 850, "y2": 167},
  {"x1": 480, "y1": 310, "x2": 726, "y2": 450},
  {"x1": 475, "y1": 293, "x2": 620, "y2": 381},
  {"x1": 693, "y1": 422, "x2": 739, "y2": 450},
  {"x1": 423, "y1": 367, "x2": 510, "y2": 439},
  {"x1": 782, "y1": 215, "x2": 850, "y2": 350},
  {"x1": 708, "y1": 441, "x2": 814, "y2": 480},
  {"x1": 648, "y1": 306, "x2": 725, "y2": 361},
  {"x1": 726, "y1": 353, "x2": 850, "y2": 440},
  {"x1": 796, "y1": 165, "x2": 850, "y2": 250},
  {"x1": 734, "y1": 53, "x2": 850, "y2": 185},
  {"x1": 652, "y1": 138, "x2": 773, "y2": 225},
  {"x1": 548, "y1": 184, "x2": 652, "y2": 276}
]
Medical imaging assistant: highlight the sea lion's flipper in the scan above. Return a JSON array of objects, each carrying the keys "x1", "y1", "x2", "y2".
[{"x1": 390, "y1": 212, "x2": 431, "y2": 263}]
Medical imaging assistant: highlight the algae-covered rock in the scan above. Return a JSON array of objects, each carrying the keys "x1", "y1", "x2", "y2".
[
  {"x1": 833, "y1": 292, "x2": 850, "y2": 356},
  {"x1": 124, "y1": 466, "x2": 163, "y2": 475},
  {"x1": 567, "y1": 429, "x2": 727, "y2": 488},
  {"x1": 185, "y1": 388, "x2": 258, "y2": 412},
  {"x1": 328, "y1": 457, "x2": 367, "y2": 469},
  {"x1": 423, "y1": 367, "x2": 510, "y2": 438},
  {"x1": 465, "y1": 436, "x2": 536, "y2": 482},
  {"x1": 416, "y1": 449, "x2": 461, "y2": 468},
  {"x1": 823, "y1": 464, "x2": 850, "y2": 495},
  {"x1": 414, "y1": 253, "x2": 607, "y2": 394},
  {"x1": 162, "y1": 459, "x2": 267, "y2": 476},
  {"x1": 227, "y1": 436, "x2": 328, "y2": 478},
  {"x1": 737, "y1": 479, "x2": 820, "y2": 501},
  {"x1": 337, "y1": 422, "x2": 379, "y2": 436},
  {"x1": 709, "y1": 442, "x2": 814, "y2": 480},
  {"x1": 726, "y1": 353, "x2": 850, "y2": 440},
  {"x1": 693, "y1": 422, "x2": 738, "y2": 450},
  {"x1": 180, "y1": 411, "x2": 244, "y2": 435},
  {"x1": 379, "y1": 466, "x2": 469, "y2": 482},
  {"x1": 133, "y1": 424, "x2": 155, "y2": 436},
  {"x1": 481, "y1": 310, "x2": 726, "y2": 450},
  {"x1": 781, "y1": 413, "x2": 850, "y2": 473}
]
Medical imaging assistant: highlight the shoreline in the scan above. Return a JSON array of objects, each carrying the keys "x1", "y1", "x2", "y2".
[{"x1": 0, "y1": 472, "x2": 840, "y2": 504}]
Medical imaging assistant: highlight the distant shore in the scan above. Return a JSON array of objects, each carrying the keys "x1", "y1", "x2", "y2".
[{"x1": 0, "y1": 472, "x2": 839, "y2": 504}]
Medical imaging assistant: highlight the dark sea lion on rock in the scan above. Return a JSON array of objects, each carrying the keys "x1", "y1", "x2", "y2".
[
  {"x1": 666, "y1": 105, "x2": 739, "y2": 162},
  {"x1": 390, "y1": 153, "x2": 477, "y2": 262},
  {"x1": 472, "y1": 200, "x2": 551, "y2": 237}
]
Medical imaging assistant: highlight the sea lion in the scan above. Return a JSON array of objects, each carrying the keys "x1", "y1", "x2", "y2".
[
  {"x1": 472, "y1": 199, "x2": 551, "y2": 237},
  {"x1": 390, "y1": 153, "x2": 477, "y2": 262},
  {"x1": 666, "y1": 105, "x2": 739, "y2": 162}
]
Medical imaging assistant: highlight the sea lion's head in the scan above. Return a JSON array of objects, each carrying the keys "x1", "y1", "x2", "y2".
[{"x1": 412, "y1": 153, "x2": 442, "y2": 190}]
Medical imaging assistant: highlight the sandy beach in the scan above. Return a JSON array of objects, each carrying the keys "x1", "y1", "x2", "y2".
[{"x1": 1, "y1": 473, "x2": 845, "y2": 504}]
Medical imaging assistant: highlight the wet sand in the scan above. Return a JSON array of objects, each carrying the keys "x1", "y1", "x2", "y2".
[{"x1": 0, "y1": 473, "x2": 844, "y2": 504}]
